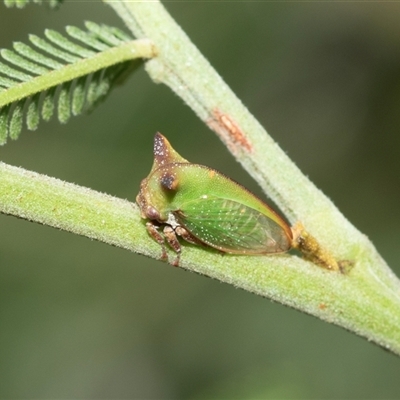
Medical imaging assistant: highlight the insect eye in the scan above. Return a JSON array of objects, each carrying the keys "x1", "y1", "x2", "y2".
[
  {"x1": 146, "y1": 206, "x2": 160, "y2": 220},
  {"x1": 161, "y1": 173, "x2": 179, "y2": 191}
]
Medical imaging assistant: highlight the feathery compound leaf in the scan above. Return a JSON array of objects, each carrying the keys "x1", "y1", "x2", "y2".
[
  {"x1": 58, "y1": 82, "x2": 72, "y2": 124},
  {"x1": 41, "y1": 87, "x2": 56, "y2": 122},
  {"x1": 0, "y1": 75, "x2": 18, "y2": 89},
  {"x1": 1, "y1": 49, "x2": 50, "y2": 75},
  {"x1": 13, "y1": 42, "x2": 64, "y2": 70},
  {"x1": 71, "y1": 76, "x2": 86, "y2": 116},
  {"x1": 66, "y1": 26, "x2": 109, "y2": 52},
  {"x1": 0, "y1": 22, "x2": 155, "y2": 144},
  {"x1": 44, "y1": 29, "x2": 96, "y2": 58},
  {"x1": 49, "y1": 0, "x2": 62, "y2": 7},
  {"x1": 0, "y1": 61, "x2": 32, "y2": 81},
  {"x1": 86, "y1": 70, "x2": 108, "y2": 110},
  {"x1": 4, "y1": 0, "x2": 28, "y2": 8},
  {"x1": 85, "y1": 21, "x2": 127, "y2": 47},
  {"x1": 9, "y1": 100, "x2": 25, "y2": 140},
  {"x1": 4, "y1": 0, "x2": 63, "y2": 8},
  {"x1": 0, "y1": 105, "x2": 10, "y2": 145},
  {"x1": 29, "y1": 34, "x2": 80, "y2": 63},
  {"x1": 26, "y1": 93, "x2": 40, "y2": 131}
]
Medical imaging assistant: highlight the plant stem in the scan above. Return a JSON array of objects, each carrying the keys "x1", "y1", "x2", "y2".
[{"x1": 1, "y1": 161, "x2": 400, "y2": 355}]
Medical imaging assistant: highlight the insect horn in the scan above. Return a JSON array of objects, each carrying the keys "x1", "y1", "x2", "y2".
[{"x1": 150, "y1": 133, "x2": 189, "y2": 174}]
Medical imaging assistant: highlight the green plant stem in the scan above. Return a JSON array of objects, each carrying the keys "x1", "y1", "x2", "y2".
[
  {"x1": 101, "y1": 0, "x2": 400, "y2": 354},
  {"x1": 0, "y1": 39, "x2": 155, "y2": 108},
  {"x1": 1, "y1": 161, "x2": 400, "y2": 355}
]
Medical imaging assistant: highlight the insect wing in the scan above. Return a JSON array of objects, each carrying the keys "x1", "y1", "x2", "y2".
[{"x1": 174, "y1": 196, "x2": 291, "y2": 254}]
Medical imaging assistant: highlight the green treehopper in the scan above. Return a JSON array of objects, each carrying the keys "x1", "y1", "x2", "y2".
[{"x1": 137, "y1": 133, "x2": 343, "y2": 271}]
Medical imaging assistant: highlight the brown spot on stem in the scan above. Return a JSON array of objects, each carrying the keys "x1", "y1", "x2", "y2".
[{"x1": 207, "y1": 109, "x2": 253, "y2": 154}]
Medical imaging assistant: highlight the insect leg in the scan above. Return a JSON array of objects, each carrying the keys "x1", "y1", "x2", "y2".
[
  {"x1": 175, "y1": 226, "x2": 201, "y2": 245},
  {"x1": 146, "y1": 221, "x2": 168, "y2": 261},
  {"x1": 163, "y1": 225, "x2": 181, "y2": 266}
]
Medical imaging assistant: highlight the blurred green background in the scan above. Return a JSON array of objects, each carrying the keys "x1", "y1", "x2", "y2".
[{"x1": 1, "y1": 2, "x2": 400, "y2": 399}]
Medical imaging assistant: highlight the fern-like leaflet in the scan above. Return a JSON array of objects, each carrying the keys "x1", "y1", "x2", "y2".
[
  {"x1": 0, "y1": 21, "x2": 154, "y2": 144},
  {"x1": 4, "y1": 0, "x2": 63, "y2": 9}
]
